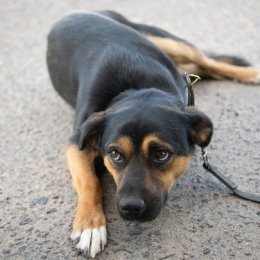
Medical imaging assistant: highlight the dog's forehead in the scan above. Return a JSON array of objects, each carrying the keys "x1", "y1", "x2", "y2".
[
  {"x1": 141, "y1": 133, "x2": 172, "y2": 150},
  {"x1": 107, "y1": 133, "x2": 173, "y2": 153},
  {"x1": 103, "y1": 103, "x2": 190, "y2": 151}
]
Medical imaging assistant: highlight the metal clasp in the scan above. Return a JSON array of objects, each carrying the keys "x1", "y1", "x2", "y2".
[
  {"x1": 188, "y1": 74, "x2": 201, "y2": 86},
  {"x1": 201, "y1": 147, "x2": 209, "y2": 167}
]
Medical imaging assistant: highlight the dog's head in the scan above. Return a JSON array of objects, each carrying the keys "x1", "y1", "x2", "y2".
[{"x1": 78, "y1": 89, "x2": 213, "y2": 221}]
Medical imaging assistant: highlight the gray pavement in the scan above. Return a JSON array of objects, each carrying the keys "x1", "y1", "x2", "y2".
[{"x1": 0, "y1": 0, "x2": 260, "y2": 259}]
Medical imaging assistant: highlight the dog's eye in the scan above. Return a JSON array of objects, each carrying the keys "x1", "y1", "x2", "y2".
[
  {"x1": 109, "y1": 149, "x2": 123, "y2": 162},
  {"x1": 155, "y1": 150, "x2": 171, "y2": 162}
]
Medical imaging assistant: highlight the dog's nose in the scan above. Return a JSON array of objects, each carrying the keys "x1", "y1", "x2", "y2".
[{"x1": 119, "y1": 198, "x2": 145, "y2": 217}]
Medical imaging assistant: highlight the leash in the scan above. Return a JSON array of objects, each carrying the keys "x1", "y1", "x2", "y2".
[{"x1": 184, "y1": 72, "x2": 260, "y2": 203}]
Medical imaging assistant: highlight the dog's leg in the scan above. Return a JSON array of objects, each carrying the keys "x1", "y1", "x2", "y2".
[
  {"x1": 66, "y1": 144, "x2": 107, "y2": 258},
  {"x1": 145, "y1": 35, "x2": 260, "y2": 84}
]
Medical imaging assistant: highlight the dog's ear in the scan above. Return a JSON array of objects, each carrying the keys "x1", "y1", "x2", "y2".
[
  {"x1": 184, "y1": 107, "x2": 213, "y2": 147},
  {"x1": 78, "y1": 111, "x2": 106, "y2": 150}
]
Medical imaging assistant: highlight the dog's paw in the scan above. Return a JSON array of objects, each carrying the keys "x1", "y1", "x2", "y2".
[
  {"x1": 70, "y1": 226, "x2": 107, "y2": 258},
  {"x1": 70, "y1": 209, "x2": 107, "y2": 258}
]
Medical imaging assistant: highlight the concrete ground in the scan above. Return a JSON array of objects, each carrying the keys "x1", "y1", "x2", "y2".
[{"x1": 1, "y1": 0, "x2": 260, "y2": 259}]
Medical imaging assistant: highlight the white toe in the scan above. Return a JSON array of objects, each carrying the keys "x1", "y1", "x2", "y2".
[
  {"x1": 90, "y1": 228, "x2": 101, "y2": 258},
  {"x1": 77, "y1": 229, "x2": 92, "y2": 254},
  {"x1": 100, "y1": 226, "x2": 107, "y2": 250},
  {"x1": 75, "y1": 226, "x2": 107, "y2": 258}
]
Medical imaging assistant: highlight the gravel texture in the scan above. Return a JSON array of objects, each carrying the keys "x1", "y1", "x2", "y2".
[{"x1": 0, "y1": 0, "x2": 260, "y2": 259}]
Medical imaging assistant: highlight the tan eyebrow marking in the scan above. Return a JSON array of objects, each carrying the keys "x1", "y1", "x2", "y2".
[
  {"x1": 141, "y1": 133, "x2": 172, "y2": 158},
  {"x1": 109, "y1": 136, "x2": 134, "y2": 158}
]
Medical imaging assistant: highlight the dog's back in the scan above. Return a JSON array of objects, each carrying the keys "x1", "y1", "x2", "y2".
[{"x1": 47, "y1": 11, "x2": 186, "y2": 109}]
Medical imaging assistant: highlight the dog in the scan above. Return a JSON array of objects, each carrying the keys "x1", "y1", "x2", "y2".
[{"x1": 46, "y1": 10, "x2": 260, "y2": 257}]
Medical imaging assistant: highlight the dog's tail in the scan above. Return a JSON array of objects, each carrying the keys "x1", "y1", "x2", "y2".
[
  {"x1": 207, "y1": 53, "x2": 251, "y2": 67},
  {"x1": 194, "y1": 52, "x2": 258, "y2": 82}
]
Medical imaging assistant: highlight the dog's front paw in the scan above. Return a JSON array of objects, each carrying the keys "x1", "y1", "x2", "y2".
[
  {"x1": 71, "y1": 226, "x2": 107, "y2": 258},
  {"x1": 70, "y1": 210, "x2": 107, "y2": 258}
]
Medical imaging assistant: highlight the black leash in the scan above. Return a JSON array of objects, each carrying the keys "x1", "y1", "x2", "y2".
[{"x1": 184, "y1": 72, "x2": 260, "y2": 203}]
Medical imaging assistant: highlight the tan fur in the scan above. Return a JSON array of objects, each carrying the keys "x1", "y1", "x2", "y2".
[
  {"x1": 141, "y1": 134, "x2": 172, "y2": 158},
  {"x1": 145, "y1": 35, "x2": 260, "y2": 84},
  {"x1": 103, "y1": 155, "x2": 121, "y2": 187},
  {"x1": 197, "y1": 126, "x2": 212, "y2": 144},
  {"x1": 157, "y1": 156, "x2": 191, "y2": 192},
  {"x1": 109, "y1": 136, "x2": 134, "y2": 159},
  {"x1": 178, "y1": 63, "x2": 203, "y2": 75},
  {"x1": 66, "y1": 144, "x2": 106, "y2": 232}
]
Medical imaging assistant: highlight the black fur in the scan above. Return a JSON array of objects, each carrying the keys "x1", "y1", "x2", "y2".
[
  {"x1": 208, "y1": 53, "x2": 251, "y2": 67},
  {"x1": 47, "y1": 11, "x2": 213, "y2": 221},
  {"x1": 47, "y1": 11, "x2": 185, "y2": 122}
]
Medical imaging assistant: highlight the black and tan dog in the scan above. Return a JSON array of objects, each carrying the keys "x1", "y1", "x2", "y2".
[{"x1": 47, "y1": 10, "x2": 260, "y2": 257}]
